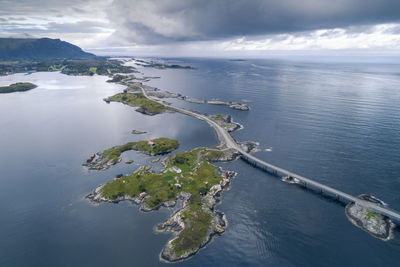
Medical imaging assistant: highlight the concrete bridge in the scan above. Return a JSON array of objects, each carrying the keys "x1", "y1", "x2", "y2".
[
  {"x1": 239, "y1": 151, "x2": 400, "y2": 222},
  {"x1": 139, "y1": 86, "x2": 400, "y2": 223}
]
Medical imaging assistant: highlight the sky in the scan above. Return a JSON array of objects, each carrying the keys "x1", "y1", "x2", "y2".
[{"x1": 1, "y1": 0, "x2": 400, "y2": 57}]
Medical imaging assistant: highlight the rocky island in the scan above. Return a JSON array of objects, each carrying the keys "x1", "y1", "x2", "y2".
[
  {"x1": 86, "y1": 144, "x2": 248, "y2": 262},
  {"x1": 0, "y1": 82, "x2": 37, "y2": 93},
  {"x1": 345, "y1": 194, "x2": 395, "y2": 240}
]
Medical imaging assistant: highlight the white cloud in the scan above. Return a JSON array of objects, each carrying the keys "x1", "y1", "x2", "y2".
[{"x1": 218, "y1": 24, "x2": 400, "y2": 51}]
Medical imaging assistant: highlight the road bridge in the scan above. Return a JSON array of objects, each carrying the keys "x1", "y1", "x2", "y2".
[{"x1": 139, "y1": 86, "x2": 400, "y2": 223}]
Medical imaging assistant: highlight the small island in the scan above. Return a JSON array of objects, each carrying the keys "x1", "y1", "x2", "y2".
[
  {"x1": 83, "y1": 138, "x2": 179, "y2": 170},
  {"x1": 131, "y1": 130, "x2": 147, "y2": 134},
  {"x1": 345, "y1": 194, "x2": 395, "y2": 240},
  {"x1": 107, "y1": 92, "x2": 167, "y2": 115},
  {"x1": 0, "y1": 82, "x2": 37, "y2": 94},
  {"x1": 86, "y1": 146, "x2": 240, "y2": 262}
]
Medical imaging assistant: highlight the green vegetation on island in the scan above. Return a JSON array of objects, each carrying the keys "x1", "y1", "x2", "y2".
[
  {"x1": 131, "y1": 130, "x2": 147, "y2": 134},
  {"x1": 171, "y1": 202, "x2": 212, "y2": 256},
  {"x1": 84, "y1": 138, "x2": 179, "y2": 170},
  {"x1": 0, "y1": 82, "x2": 37, "y2": 93},
  {"x1": 108, "y1": 92, "x2": 166, "y2": 115},
  {"x1": 104, "y1": 138, "x2": 179, "y2": 162},
  {"x1": 88, "y1": 147, "x2": 232, "y2": 261},
  {"x1": 101, "y1": 148, "x2": 223, "y2": 206}
]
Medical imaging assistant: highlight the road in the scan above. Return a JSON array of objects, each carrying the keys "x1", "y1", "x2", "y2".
[{"x1": 139, "y1": 86, "x2": 400, "y2": 222}]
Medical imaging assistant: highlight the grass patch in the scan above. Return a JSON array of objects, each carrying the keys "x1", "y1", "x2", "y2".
[
  {"x1": 89, "y1": 67, "x2": 97, "y2": 75},
  {"x1": 365, "y1": 210, "x2": 380, "y2": 220},
  {"x1": 109, "y1": 92, "x2": 165, "y2": 115},
  {"x1": 101, "y1": 148, "x2": 225, "y2": 208},
  {"x1": 50, "y1": 64, "x2": 62, "y2": 71},
  {"x1": 102, "y1": 137, "x2": 179, "y2": 164},
  {"x1": 172, "y1": 204, "x2": 211, "y2": 255},
  {"x1": 99, "y1": 147, "x2": 228, "y2": 256}
]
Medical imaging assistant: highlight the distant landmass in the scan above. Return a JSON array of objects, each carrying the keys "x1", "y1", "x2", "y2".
[{"x1": 0, "y1": 38, "x2": 96, "y2": 61}]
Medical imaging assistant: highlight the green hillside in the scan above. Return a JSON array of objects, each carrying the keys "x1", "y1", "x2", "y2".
[{"x1": 0, "y1": 38, "x2": 96, "y2": 61}]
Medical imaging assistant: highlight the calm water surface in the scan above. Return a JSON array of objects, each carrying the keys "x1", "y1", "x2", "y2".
[{"x1": 0, "y1": 58, "x2": 400, "y2": 266}]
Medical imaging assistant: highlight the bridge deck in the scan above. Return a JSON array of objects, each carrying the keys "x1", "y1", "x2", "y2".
[{"x1": 239, "y1": 151, "x2": 400, "y2": 222}]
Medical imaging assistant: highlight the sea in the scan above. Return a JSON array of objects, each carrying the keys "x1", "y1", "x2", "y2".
[{"x1": 0, "y1": 57, "x2": 399, "y2": 266}]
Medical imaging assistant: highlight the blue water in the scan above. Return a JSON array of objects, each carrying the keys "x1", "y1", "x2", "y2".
[{"x1": 0, "y1": 58, "x2": 400, "y2": 266}]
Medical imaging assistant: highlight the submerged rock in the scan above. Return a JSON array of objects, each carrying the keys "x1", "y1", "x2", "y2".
[{"x1": 345, "y1": 194, "x2": 395, "y2": 240}]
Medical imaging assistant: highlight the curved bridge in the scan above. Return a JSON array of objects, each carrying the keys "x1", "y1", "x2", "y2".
[{"x1": 140, "y1": 86, "x2": 400, "y2": 223}]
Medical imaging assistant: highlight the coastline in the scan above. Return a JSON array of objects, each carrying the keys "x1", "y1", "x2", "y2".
[
  {"x1": 84, "y1": 149, "x2": 240, "y2": 262},
  {"x1": 345, "y1": 194, "x2": 395, "y2": 241}
]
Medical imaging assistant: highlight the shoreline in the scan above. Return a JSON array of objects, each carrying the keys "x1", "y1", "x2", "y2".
[
  {"x1": 85, "y1": 143, "x2": 257, "y2": 262},
  {"x1": 85, "y1": 151, "x2": 239, "y2": 262},
  {"x1": 345, "y1": 194, "x2": 395, "y2": 241}
]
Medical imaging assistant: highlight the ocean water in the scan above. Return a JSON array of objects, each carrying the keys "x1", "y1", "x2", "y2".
[{"x1": 0, "y1": 58, "x2": 399, "y2": 266}]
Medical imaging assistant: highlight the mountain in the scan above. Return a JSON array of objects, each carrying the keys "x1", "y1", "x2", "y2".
[{"x1": 0, "y1": 38, "x2": 96, "y2": 61}]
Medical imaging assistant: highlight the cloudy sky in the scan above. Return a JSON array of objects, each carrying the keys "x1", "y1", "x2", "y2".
[{"x1": 1, "y1": 0, "x2": 400, "y2": 57}]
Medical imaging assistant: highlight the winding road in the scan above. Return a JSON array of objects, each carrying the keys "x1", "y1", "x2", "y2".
[{"x1": 140, "y1": 86, "x2": 400, "y2": 222}]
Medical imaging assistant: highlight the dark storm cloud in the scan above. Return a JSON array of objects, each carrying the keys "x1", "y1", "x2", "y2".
[{"x1": 109, "y1": 0, "x2": 400, "y2": 44}]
